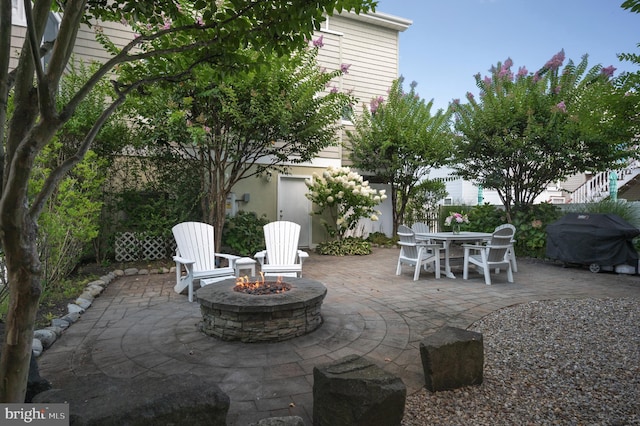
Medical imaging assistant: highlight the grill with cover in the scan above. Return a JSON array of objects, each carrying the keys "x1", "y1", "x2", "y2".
[{"x1": 545, "y1": 213, "x2": 639, "y2": 273}]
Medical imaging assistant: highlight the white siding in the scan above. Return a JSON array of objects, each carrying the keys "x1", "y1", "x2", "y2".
[{"x1": 312, "y1": 12, "x2": 410, "y2": 164}]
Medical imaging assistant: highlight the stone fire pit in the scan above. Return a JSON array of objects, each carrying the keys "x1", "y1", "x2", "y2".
[{"x1": 196, "y1": 277, "x2": 327, "y2": 342}]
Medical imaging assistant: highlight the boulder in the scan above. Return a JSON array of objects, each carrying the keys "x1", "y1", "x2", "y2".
[
  {"x1": 251, "y1": 416, "x2": 305, "y2": 426},
  {"x1": 420, "y1": 326, "x2": 484, "y2": 392},
  {"x1": 313, "y1": 354, "x2": 406, "y2": 426},
  {"x1": 33, "y1": 374, "x2": 229, "y2": 425}
]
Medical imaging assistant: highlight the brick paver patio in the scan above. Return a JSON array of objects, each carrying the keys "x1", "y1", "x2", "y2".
[{"x1": 38, "y1": 247, "x2": 640, "y2": 425}]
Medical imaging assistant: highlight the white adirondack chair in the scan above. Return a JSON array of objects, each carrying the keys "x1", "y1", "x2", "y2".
[
  {"x1": 396, "y1": 225, "x2": 441, "y2": 281},
  {"x1": 255, "y1": 221, "x2": 309, "y2": 277},
  {"x1": 172, "y1": 222, "x2": 239, "y2": 302},
  {"x1": 462, "y1": 225, "x2": 515, "y2": 285},
  {"x1": 494, "y1": 223, "x2": 518, "y2": 272}
]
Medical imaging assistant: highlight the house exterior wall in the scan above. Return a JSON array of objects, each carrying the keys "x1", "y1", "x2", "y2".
[{"x1": 232, "y1": 10, "x2": 410, "y2": 244}]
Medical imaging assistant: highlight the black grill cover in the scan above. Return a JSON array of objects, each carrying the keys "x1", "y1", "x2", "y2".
[{"x1": 546, "y1": 213, "x2": 640, "y2": 267}]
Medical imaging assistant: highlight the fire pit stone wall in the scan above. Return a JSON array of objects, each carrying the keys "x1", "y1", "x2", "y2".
[{"x1": 197, "y1": 277, "x2": 327, "y2": 343}]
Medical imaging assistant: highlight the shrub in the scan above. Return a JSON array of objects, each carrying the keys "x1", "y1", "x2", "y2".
[
  {"x1": 305, "y1": 166, "x2": 386, "y2": 239},
  {"x1": 465, "y1": 203, "x2": 562, "y2": 259},
  {"x1": 367, "y1": 232, "x2": 396, "y2": 247},
  {"x1": 316, "y1": 237, "x2": 372, "y2": 256},
  {"x1": 222, "y1": 211, "x2": 269, "y2": 256}
]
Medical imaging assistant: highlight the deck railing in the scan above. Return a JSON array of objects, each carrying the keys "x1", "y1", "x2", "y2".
[{"x1": 570, "y1": 159, "x2": 640, "y2": 203}]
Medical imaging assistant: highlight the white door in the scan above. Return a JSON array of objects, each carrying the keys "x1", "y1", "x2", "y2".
[{"x1": 278, "y1": 176, "x2": 311, "y2": 247}]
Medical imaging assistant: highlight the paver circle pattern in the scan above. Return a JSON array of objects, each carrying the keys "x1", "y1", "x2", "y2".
[{"x1": 38, "y1": 247, "x2": 640, "y2": 425}]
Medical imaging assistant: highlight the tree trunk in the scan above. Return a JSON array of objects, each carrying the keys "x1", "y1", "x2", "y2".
[{"x1": 0, "y1": 218, "x2": 42, "y2": 402}]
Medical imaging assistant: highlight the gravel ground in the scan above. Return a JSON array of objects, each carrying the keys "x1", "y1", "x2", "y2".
[{"x1": 402, "y1": 297, "x2": 640, "y2": 426}]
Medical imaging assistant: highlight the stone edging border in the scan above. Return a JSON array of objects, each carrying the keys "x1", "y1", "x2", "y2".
[{"x1": 32, "y1": 266, "x2": 172, "y2": 357}]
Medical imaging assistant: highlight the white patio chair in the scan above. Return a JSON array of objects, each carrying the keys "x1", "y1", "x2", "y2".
[
  {"x1": 494, "y1": 223, "x2": 518, "y2": 272},
  {"x1": 411, "y1": 222, "x2": 430, "y2": 234},
  {"x1": 462, "y1": 225, "x2": 515, "y2": 285},
  {"x1": 255, "y1": 221, "x2": 309, "y2": 277},
  {"x1": 396, "y1": 225, "x2": 441, "y2": 281},
  {"x1": 172, "y1": 222, "x2": 239, "y2": 302}
]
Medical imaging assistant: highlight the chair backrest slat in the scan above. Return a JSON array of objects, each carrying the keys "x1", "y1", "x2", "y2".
[
  {"x1": 172, "y1": 222, "x2": 217, "y2": 272},
  {"x1": 398, "y1": 225, "x2": 420, "y2": 258},
  {"x1": 264, "y1": 221, "x2": 301, "y2": 265},
  {"x1": 487, "y1": 226, "x2": 515, "y2": 263}
]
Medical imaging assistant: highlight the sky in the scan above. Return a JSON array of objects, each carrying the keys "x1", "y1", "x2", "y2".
[{"x1": 375, "y1": 0, "x2": 639, "y2": 112}]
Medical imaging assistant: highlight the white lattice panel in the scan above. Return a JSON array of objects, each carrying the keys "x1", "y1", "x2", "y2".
[
  {"x1": 115, "y1": 232, "x2": 140, "y2": 262},
  {"x1": 141, "y1": 235, "x2": 167, "y2": 260},
  {"x1": 116, "y1": 232, "x2": 172, "y2": 262}
]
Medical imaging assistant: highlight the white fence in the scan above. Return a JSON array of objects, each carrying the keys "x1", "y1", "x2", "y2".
[{"x1": 115, "y1": 232, "x2": 174, "y2": 262}]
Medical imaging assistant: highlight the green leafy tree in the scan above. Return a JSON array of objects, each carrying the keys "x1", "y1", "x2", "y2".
[
  {"x1": 618, "y1": 1, "x2": 640, "y2": 89},
  {"x1": 0, "y1": 0, "x2": 375, "y2": 402},
  {"x1": 403, "y1": 179, "x2": 447, "y2": 227},
  {"x1": 348, "y1": 78, "x2": 454, "y2": 234},
  {"x1": 125, "y1": 45, "x2": 355, "y2": 249},
  {"x1": 451, "y1": 52, "x2": 640, "y2": 219}
]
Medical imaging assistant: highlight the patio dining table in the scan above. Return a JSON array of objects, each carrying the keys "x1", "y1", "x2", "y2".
[{"x1": 415, "y1": 231, "x2": 493, "y2": 278}]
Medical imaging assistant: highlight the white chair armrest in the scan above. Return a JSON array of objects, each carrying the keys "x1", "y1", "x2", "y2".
[
  {"x1": 173, "y1": 256, "x2": 195, "y2": 266},
  {"x1": 297, "y1": 250, "x2": 309, "y2": 259},
  {"x1": 215, "y1": 253, "x2": 240, "y2": 268},
  {"x1": 254, "y1": 250, "x2": 267, "y2": 266}
]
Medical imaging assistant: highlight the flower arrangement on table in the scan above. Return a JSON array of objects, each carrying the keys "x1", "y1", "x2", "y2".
[{"x1": 444, "y1": 212, "x2": 469, "y2": 234}]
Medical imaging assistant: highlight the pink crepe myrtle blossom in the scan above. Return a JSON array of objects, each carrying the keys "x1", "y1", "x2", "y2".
[
  {"x1": 330, "y1": 86, "x2": 339, "y2": 94},
  {"x1": 516, "y1": 66, "x2": 528, "y2": 78},
  {"x1": 466, "y1": 92, "x2": 474, "y2": 101},
  {"x1": 498, "y1": 65, "x2": 513, "y2": 80},
  {"x1": 483, "y1": 76, "x2": 492, "y2": 87},
  {"x1": 556, "y1": 101, "x2": 566, "y2": 113},
  {"x1": 312, "y1": 35, "x2": 324, "y2": 48},
  {"x1": 544, "y1": 49, "x2": 565, "y2": 70},
  {"x1": 204, "y1": 126, "x2": 211, "y2": 134},
  {"x1": 340, "y1": 63, "x2": 351, "y2": 74},
  {"x1": 195, "y1": 16, "x2": 204, "y2": 26},
  {"x1": 162, "y1": 19, "x2": 172, "y2": 30},
  {"x1": 601, "y1": 65, "x2": 616, "y2": 78},
  {"x1": 370, "y1": 96, "x2": 384, "y2": 114}
]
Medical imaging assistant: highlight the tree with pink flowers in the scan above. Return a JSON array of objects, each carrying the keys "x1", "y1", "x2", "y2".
[{"x1": 450, "y1": 51, "x2": 639, "y2": 219}]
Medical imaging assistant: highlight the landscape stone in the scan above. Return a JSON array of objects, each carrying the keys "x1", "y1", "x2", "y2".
[
  {"x1": 31, "y1": 338, "x2": 43, "y2": 357},
  {"x1": 74, "y1": 297, "x2": 92, "y2": 310},
  {"x1": 51, "y1": 318, "x2": 71, "y2": 329},
  {"x1": 61, "y1": 312, "x2": 81, "y2": 324},
  {"x1": 251, "y1": 416, "x2": 305, "y2": 426},
  {"x1": 33, "y1": 374, "x2": 229, "y2": 425},
  {"x1": 124, "y1": 268, "x2": 138, "y2": 276},
  {"x1": 86, "y1": 285, "x2": 103, "y2": 297},
  {"x1": 313, "y1": 354, "x2": 406, "y2": 426},
  {"x1": 33, "y1": 329, "x2": 57, "y2": 349},
  {"x1": 87, "y1": 279, "x2": 106, "y2": 288},
  {"x1": 67, "y1": 303, "x2": 85, "y2": 314},
  {"x1": 420, "y1": 326, "x2": 484, "y2": 392},
  {"x1": 44, "y1": 325, "x2": 64, "y2": 336}
]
